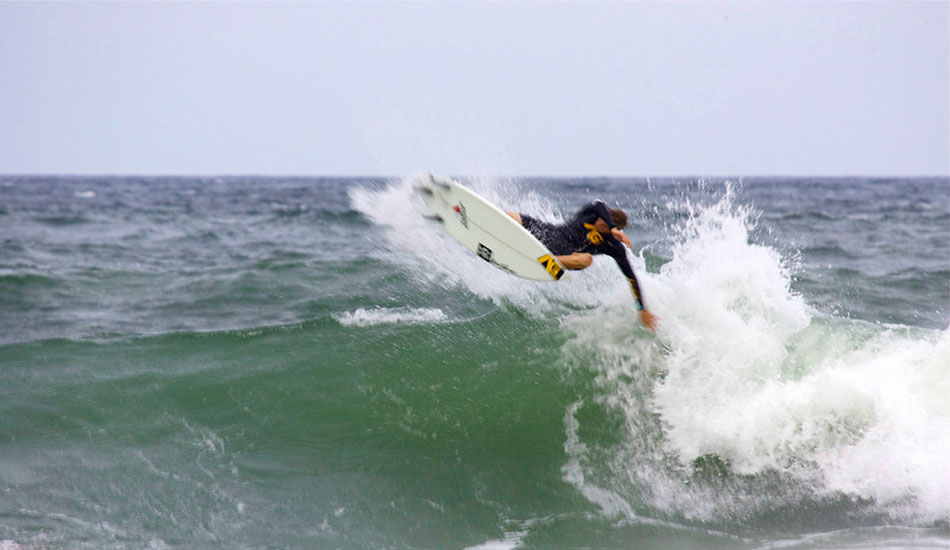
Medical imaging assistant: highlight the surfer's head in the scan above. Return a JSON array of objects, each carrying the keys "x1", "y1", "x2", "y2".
[
  {"x1": 609, "y1": 208, "x2": 628, "y2": 229},
  {"x1": 593, "y1": 208, "x2": 627, "y2": 233}
]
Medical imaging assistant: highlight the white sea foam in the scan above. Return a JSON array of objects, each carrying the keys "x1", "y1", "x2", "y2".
[
  {"x1": 333, "y1": 306, "x2": 448, "y2": 327},
  {"x1": 463, "y1": 517, "x2": 556, "y2": 550},
  {"x1": 463, "y1": 530, "x2": 528, "y2": 550},
  {"x1": 560, "y1": 189, "x2": 950, "y2": 524}
]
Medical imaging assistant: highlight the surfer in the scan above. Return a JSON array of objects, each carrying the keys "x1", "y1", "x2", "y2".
[{"x1": 507, "y1": 201, "x2": 658, "y2": 332}]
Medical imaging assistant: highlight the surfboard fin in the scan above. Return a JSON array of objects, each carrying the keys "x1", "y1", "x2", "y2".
[
  {"x1": 415, "y1": 185, "x2": 434, "y2": 196},
  {"x1": 422, "y1": 213, "x2": 444, "y2": 223}
]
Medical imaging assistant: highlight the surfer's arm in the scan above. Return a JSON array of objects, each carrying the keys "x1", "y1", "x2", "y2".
[
  {"x1": 591, "y1": 200, "x2": 615, "y2": 228},
  {"x1": 607, "y1": 242, "x2": 645, "y2": 309},
  {"x1": 607, "y1": 242, "x2": 657, "y2": 332},
  {"x1": 611, "y1": 228, "x2": 632, "y2": 248},
  {"x1": 628, "y1": 271, "x2": 658, "y2": 333}
]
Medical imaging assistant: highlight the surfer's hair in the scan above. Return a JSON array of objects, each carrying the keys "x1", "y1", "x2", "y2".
[{"x1": 609, "y1": 208, "x2": 627, "y2": 229}]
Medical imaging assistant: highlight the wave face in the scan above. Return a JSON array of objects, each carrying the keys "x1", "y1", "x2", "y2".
[{"x1": 0, "y1": 175, "x2": 947, "y2": 549}]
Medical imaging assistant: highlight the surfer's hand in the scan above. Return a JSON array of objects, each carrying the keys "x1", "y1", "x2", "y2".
[
  {"x1": 612, "y1": 228, "x2": 633, "y2": 248},
  {"x1": 639, "y1": 309, "x2": 658, "y2": 333}
]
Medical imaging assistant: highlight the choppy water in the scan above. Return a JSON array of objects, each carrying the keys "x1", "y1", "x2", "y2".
[{"x1": 1, "y1": 174, "x2": 948, "y2": 549}]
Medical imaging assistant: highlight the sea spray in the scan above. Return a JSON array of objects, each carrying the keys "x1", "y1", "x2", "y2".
[
  {"x1": 560, "y1": 188, "x2": 950, "y2": 526},
  {"x1": 650, "y1": 188, "x2": 812, "y2": 473}
]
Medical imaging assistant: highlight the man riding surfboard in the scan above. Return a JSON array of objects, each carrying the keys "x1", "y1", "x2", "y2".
[{"x1": 507, "y1": 200, "x2": 658, "y2": 333}]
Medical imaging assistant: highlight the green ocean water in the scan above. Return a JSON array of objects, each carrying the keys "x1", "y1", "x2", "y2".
[{"x1": 0, "y1": 175, "x2": 948, "y2": 549}]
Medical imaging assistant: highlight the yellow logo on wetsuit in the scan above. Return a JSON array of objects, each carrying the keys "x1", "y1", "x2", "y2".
[{"x1": 584, "y1": 223, "x2": 604, "y2": 245}]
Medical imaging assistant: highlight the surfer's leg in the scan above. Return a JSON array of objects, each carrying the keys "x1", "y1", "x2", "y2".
[
  {"x1": 505, "y1": 212, "x2": 523, "y2": 224},
  {"x1": 558, "y1": 253, "x2": 593, "y2": 270}
]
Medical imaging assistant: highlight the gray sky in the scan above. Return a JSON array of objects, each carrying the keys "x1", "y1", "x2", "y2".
[{"x1": 1, "y1": 1, "x2": 947, "y2": 176}]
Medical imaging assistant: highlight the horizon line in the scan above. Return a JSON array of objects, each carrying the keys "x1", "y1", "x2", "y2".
[{"x1": 2, "y1": 172, "x2": 949, "y2": 180}]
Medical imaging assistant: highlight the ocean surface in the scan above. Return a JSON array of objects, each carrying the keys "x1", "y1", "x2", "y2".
[{"x1": 0, "y1": 174, "x2": 948, "y2": 550}]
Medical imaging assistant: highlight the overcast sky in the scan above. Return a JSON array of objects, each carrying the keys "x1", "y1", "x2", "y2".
[{"x1": 1, "y1": 1, "x2": 947, "y2": 176}]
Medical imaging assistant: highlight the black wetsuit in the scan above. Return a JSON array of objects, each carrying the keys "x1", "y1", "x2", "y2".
[{"x1": 520, "y1": 200, "x2": 646, "y2": 310}]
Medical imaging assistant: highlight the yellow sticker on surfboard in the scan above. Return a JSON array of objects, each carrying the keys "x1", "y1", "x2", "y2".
[{"x1": 537, "y1": 254, "x2": 564, "y2": 280}]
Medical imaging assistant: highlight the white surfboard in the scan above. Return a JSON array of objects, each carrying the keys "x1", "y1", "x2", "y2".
[{"x1": 417, "y1": 174, "x2": 566, "y2": 282}]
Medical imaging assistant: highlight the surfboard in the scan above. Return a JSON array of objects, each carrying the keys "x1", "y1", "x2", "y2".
[{"x1": 417, "y1": 174, "x2": 566, "y2": 282}]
